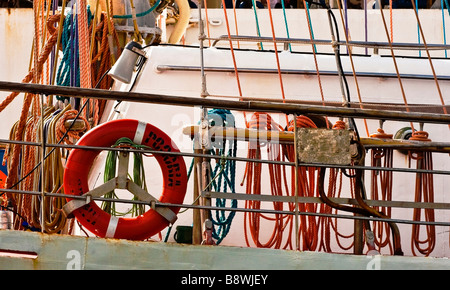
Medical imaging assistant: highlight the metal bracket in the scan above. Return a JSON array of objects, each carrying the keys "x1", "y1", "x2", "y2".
[
  {"x1": 365, "y1": 230, "x2": 380, "y2": 255},
  {"x1": 62, "y1": 151, "x2": 178, "y2": 224}
]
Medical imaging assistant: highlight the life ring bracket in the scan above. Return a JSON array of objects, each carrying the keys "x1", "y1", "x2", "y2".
[{"x1": 62, "y1": 150, "x2": 178, "y2": 224}]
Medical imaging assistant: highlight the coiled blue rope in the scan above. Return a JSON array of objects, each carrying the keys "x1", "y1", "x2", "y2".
[
  {"x1": 55, "y1": 6, "x2": 93, "y2": 102},
  {"x1": 208, "y1": 109, "x2": 237, "y2": 245}
]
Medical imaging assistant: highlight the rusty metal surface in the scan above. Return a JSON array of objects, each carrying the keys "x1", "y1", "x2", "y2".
[{"x1": 297, "y1": 128, "x2": 352, "y2": 165}]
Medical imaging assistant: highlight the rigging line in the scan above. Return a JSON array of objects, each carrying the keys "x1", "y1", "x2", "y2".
[
  {"x1": 1, "y1": 100, "x2": 88, "y2": 198},
  {"x1": 78, "y1": 0, "x2": 91, "y2": 89},
  {"x1": 251, "y1": 0, "x2": 264, "y2": 50},
  {"x1": 389, "y1": 0, "x2": 393, "y2": 42},
  {"x1": 203, "y1": 0, "x2": 211, "y2": 46},
  {"x1": 343, "y1": 0, "x2": 348, "y2": 54},
  {"x1": 232, "y1": 0, "x2": 240, "y2": 49},
  {"x1": 33, "y1": 1, "x2": 41, "y2": 85},
  {"x1": 43, "y1": 0, "x2": 51, "y2": 87},
  {"x1": 89, "y1": 0, "x2": 99, "y2": 63},
  {"x1": 266, "y1": 0, "x2": 289, "y2": 125},
  {"x1": 416, "y1": 0, "x2": 421, "y2": 57},
  {"x1": 335, "y1": 0, "x2": 369, "y2": 137},
  {"x1": 410, "y1": 0, "x2": 449, "y2": 126},
  {"x1": 220, "y1": 0, "x2": 247, "y2": 127},
  {"x1": 302, "y1": 0, "x2": 328, "y2": 128},
  {"x1": 305, "y1": 2, "x2": 317, "y2": 53},
  {"x1": 377, "y1": 0, "x2": 415, "y2": 132},
  {"x1": 364, "y1": 0, "x2": 368, "y2": 55},
  {"x1": 441, "y1": 0, "x2": 448, "y2": 58},
  {"x1": 280, "y1": 0, "x2": 292, "y2": 52}
]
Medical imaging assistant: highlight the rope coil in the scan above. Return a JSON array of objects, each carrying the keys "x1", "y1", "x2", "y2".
[
  {"x1": 409, "y1": 130, "x2": 436, "y2": 256},
  {"x1": 369, "y1": 127, "x2": 395, "y2": 254}
]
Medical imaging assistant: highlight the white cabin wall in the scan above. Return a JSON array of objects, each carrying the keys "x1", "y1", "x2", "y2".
[
  {"x1": 168, "y1": 8, "x2": 450, "y2": 57},
  {"x1": 0, "y1": 9, "x2": 34, "y2": 139}
]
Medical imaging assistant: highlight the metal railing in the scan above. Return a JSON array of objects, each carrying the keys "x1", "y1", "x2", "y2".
[{"x1": 0, "y1": 80, "x2": 449, "y2": 255}]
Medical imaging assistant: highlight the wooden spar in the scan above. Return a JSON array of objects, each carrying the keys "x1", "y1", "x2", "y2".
[
  {"x1": 1, "y1": 81, "x2": 450, "y2": 124},
  {"x1": 183, "y1": 125, "x2": 450, "y2": 153},
  {"x1": 183, "y1": 125, "x2": 295, "y2": 144}
]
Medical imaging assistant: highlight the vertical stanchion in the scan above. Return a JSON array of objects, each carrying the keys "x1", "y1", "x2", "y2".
[
  {"x1": 293, "y1": 114, "x2": 300, "y2": 250},
  {"x1": 354, "y1": 146, "x2": 365, "y2": 255},
  {"x1": 40, "y1": 93, "x2": 46, "y2": 233},
  {"x1": 198, "y1": 2, "x2": 213, "y2": 244}
]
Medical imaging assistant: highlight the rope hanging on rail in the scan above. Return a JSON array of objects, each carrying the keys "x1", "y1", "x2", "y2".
[
  {"x1": 207, "y1": 109, "x2": 238, "y2": 245},
  {"x1": 102, "y1": 137, "x2": 149, "y2": 217},
  {"x1": 1, "y1": 1, "x2": 114, "y2": 234},
  {"x1": 286, "y1": 115, "x2": 322, "y2": 251},
  {"x1": 185, "y1": 109, "x2": 238, "y2": 245},
  {"x1": 369, "y1": 127, "x2": 395, "y2": 254},
  {"x1": 243, "y1": 112, "x2": 288, "y2": 249},
  {"x1": 4, "y1": 105, "x2": 87, "y2": 233},
  {"x1": 409, "y1": 130, "x2": 436, "y2": 256},
  {"x1": 243, "y1": 113, "x2": 327, "y2": 250},
  {"x1": 55, "y1": 5, "x2": 91, "y2": 104},
  {"x1": 56, "y1": 6, "x2": 120, "y2": 126}
]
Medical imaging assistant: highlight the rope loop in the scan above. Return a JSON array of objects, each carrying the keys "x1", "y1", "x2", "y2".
[
  {"x1": 370, "y1": 128, "x2": 393, "y2": 139},
  {"x1": 332, "y1": 120, "x2": 346, "y2": 130},
  {"x1": 409, "y1": 130, "x2": 431, "y2": 142}
]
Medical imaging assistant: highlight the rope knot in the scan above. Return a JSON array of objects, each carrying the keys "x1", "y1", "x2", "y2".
[{"x1": 409, "y1": 130, "x2": 431, "y2": 142}]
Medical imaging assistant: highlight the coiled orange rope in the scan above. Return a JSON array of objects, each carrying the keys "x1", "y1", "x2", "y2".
[
  {"x1": 409, "y1": 130, "x2": 436, "y2": 256},
  {"x1": 243, "y1": 113, "x2": 288, "y2": 248},
  {"x1": 243, "y1": 113, "x2": 326, "y2": 250},
  {"x1": 78, "y1": 0, "x2": 93, "y2": 126},
  {"x1": 55, "y1": 109, "x2": 91, "y2": 144},
  {"x1": 286, "y1": 115, "x2": 320, "y2": 251}
]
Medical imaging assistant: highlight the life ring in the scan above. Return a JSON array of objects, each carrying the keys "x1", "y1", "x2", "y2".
[{"x1": 63, "y1": 119, "x2": 187, "y2": 240}]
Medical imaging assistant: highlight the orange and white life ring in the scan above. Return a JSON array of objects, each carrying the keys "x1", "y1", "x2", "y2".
[{"x1": 63, "y1": 119, "x2": 187, "y2": 240}]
